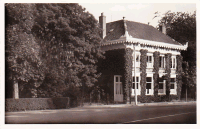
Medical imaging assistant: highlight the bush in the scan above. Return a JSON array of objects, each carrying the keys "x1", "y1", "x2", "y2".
[
  {"x1": 131, "y1": 95, "x2": 179, "y2": 103},
  {"x1": 5, "y1": 97, "x2": 70, "y2": 112}
]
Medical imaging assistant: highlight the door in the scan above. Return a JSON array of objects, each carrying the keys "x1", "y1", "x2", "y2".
[{"x1": 114, "y1": 75, "x2": 123, "y2": 102}]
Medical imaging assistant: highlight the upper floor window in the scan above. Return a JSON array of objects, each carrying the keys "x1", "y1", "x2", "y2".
[
  {"x1": 147, "y1": 55, "x2": 153, "y2": 67},
  {"x1": 159, "y1": 56, "x2": 165, "y2": 68},
  {"x1": 136, "y1": 54, "x2": 140, "y2": 62},
  {"x1": 171, "y1": 56, "x2": 176, "y2": 69},
  {"x1": 134, "y1": 53, "x2": 140, "y2": 67}
]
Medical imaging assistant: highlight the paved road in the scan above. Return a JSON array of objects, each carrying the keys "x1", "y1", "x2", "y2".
[{"x1": 5, "y1": 102, "x2": 196, "y2": 124}]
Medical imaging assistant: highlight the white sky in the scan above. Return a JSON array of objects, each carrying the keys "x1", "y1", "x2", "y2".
[{"x1": 79, "y1": 3, "x2": 196, "y2": 28}]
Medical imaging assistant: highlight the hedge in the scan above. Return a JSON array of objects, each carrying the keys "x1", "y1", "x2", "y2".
[
  {"x1": 131, "y1": 95, "x2": 179, "y2": 103},
  {"x1": 5, "y1": 97, "x2": 74, "y2": 112}
]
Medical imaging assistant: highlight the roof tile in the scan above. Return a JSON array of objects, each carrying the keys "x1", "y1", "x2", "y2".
[{"x1": 103, "y1": 20, "x2": 180, "y2": 45}]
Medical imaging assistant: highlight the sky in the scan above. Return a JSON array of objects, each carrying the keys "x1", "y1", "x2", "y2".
[{"x1": 79, "y1": 3, "x2": 196, "y2": 28}]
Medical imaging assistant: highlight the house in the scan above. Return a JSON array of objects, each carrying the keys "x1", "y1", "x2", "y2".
[{"x1": 98, "y1": 13, "x2": 188, "y2": 103}]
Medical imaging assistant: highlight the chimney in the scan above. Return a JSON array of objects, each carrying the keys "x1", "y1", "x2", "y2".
[
  {"x1": 99, "y1": 12, "x2": 106, "y2": 39},
  {"x1": 159, "y1": 23, "x2": 166, "y2": 34}
]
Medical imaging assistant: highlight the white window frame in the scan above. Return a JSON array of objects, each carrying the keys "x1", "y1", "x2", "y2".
[
  {"x1": 170, "y1": 78, "x2": 177, "y2": 94},
  {"x1": 132, "y1": 76, "x2": 141, "y2": 95},
  {"x1": 158, "y1": 78, "x2": 166, "y2": 95},
  {"x1": 147, "y1": 54, "x2": 153, "y2": 68},
  {"x1": 171, "y1": 56, "x2": 176, "y2": 69},
  {"x1": 159, "y1": 55, "x2": 165, "y2": 69},
  {"x1": 133, "y1": 52, "x2": 140, "y2": 68},
  {"x1": 146, "y1": 76, "x2": 153, "y2": 95}
]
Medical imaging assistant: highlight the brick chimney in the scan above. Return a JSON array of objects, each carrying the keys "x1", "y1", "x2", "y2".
[
  {"x1": 99, "y1": 12, "x2": 106, "y2": 39},
  {"x1": 159, "y1": 23, "x2": 166, "y2": 34}
]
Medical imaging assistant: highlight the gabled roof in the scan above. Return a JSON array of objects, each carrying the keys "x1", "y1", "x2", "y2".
[{"x1": 103, "y1": 20, "x2": 180, "y2": 45}]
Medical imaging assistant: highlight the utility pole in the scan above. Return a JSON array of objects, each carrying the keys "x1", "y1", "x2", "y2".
[{"x1": 134, "y1": 46, "x2": 137, "y2": 105}]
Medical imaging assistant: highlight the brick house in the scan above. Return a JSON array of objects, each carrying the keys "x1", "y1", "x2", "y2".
[{"x1": 98, "y1": 13, "x2": 188, "y2": 103}]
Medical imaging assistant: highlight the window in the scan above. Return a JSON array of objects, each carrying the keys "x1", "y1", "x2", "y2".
[
  {"x1": 133, "y1": 77, "x2": 139, "y2": 89},
  {"x1": 158, "y1": 78, "x2": 165, "y2": 94},
  {"x1": 134, "y1": 53, "x2": 140, "y2": 68},
  {"x1": 170, "y1": 78, "x2": 176, "y2": 94},
  {"x1": 132, "y1": 76, "x2": 140, "y2": 95},
  {"x1": 147, "y1": 55, "x2": 153, "y2": 67},
  {"x1": 115, "y1": 76, "x2": 122, "y2": 82},
  {"x1": 170, "y1": 78, "x2": 175, "y2": 89},
  {"x1": 136, "y1": 54, "x2": 140, "y2": 62},
  {"x1": 146, "y1": 77, "x2": 152, "y2": 95},
  {"x1": 159, "y1": 56, "x2": 165, "y2": 68},
  {"x1": 171, "y1": 57, "x2": 176, "y2": 69}
]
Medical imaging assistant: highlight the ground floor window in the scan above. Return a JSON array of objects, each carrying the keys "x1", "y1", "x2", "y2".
[
  {"x1": 170, "y1": 78, "x2": 176, "y2": 94},
  {"x1": 146, "y1": 77, "x2": 153, "y2": 95},
  {"x1": 132, "y1": 76, "x2": 140, "y2": 95},
  {"x1": 158, "y1": 78, "x2": 165, "y2": 94}
]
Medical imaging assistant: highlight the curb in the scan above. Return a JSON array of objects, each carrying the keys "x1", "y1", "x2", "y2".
[
  {"x1": 81, "y1": 101, "x2": 196, "y2": 108},
  {"x1": 137, "y1": 101, "x2": 196, "y2": 106}
]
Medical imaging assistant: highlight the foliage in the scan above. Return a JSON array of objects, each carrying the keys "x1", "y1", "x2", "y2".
[
  {"x1": 5, "y1": 3, "x2": 104, "y2": 98},
  {"x1": 153, "y1": 51, "x2": 160, "y2": 97},
  {"x1": 165, "y1": 53, "x2": 172, "y2": 99},
  {"x1": 140, "y1": 49, "x2": 148, "y2": 97},
  {"x1": 5, "y1": 4, "x2": 45, "y2": 98},
  {"x1": 156, "y1": 11, "x2": 196, "y2": 87},
  {"x1": 33, "y1": 4, "x2": 104, "y2": 97},
  {"x1": 131, "y1": 95, "x2": 179, "y2": 103},
  {"x1": 123, "y1": 48, "x2": 133, "y2": 103},
  {"x1": 5, "y1": 97, "x2": 70, "y2": 112},
  {"x1": 156, "y1": 11, "x2": 196, "y2": 44},
  {"x1": 176, "y1": 55, "x2": 183, "y2": 99}
]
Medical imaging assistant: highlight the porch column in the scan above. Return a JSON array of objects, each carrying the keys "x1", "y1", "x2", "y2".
[
  {"x1": 123, "y1": 48, "x2": 133, "y2": 103},
  {"x1": 165, "y1": 53, "x2": 172, "y2": 100},
  {"x1": 153, "y1": 51, "x2": 160, "y2": 97},
  {"x1": 140, "y1": 49, "x2": 148, "y2": 97},
  {"x1": 176, "y1": 55, "x2": 183, "y2": 100}
]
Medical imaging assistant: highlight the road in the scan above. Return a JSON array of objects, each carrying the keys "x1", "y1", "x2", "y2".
[{"x1": 5, "y1": 102, "x2": 196, "y2": 124}]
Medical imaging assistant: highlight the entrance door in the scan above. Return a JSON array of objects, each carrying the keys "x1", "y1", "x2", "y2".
[{"x1": 114, "y1": 75, "x2": 123, "y2": 102}]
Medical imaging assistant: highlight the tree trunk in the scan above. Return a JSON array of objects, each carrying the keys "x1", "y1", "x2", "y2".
[{"x1": 13, "y1": 78, "x2": 19, "y2": 99}]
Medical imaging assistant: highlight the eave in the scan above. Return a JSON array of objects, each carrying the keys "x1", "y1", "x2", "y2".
[{"x1": 101, "y1": 31, "x2": 188, "y2": 51}]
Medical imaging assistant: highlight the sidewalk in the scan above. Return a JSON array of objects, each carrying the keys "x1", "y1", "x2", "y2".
[
  {"x1": 80, "y1": 101, "x2": 196, "y2": 108},
  {"x1": 137, "y1": 101, "x2": 196, "y2": 106}
]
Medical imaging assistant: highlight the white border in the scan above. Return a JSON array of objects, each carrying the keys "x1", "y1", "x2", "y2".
[{"x1": 1, "y1": 1, "x2": 199, "y2": 129}]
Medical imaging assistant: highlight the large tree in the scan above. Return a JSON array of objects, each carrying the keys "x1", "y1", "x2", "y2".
[
  {"x1": 5, "y1": 4, "x2": 45, "y2": 98},
  {"x1": 156, "y1": 11, "x2": 196, "y2": 99},
  {"x1": 5, "y1": 3, "x2": 104, "y2": 98}
]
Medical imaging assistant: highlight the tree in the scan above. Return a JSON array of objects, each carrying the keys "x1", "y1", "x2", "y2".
[
  {"x1": 5, "y1": 3, "x2": 104, "y2": 99},
  {"x1": 156, "y1": 11, "x2": 196, "y2": 99},
  {"x1": 33, "y1": 3, "x2": 104, "y2": 98},
  {"x1": 5, "y1": 4, "x2": 45, "y2": 98}
]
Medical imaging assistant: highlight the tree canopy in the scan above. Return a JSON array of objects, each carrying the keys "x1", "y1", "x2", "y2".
[
  {"x1": 156, "y1": 11, "x2": 196, "y2": 68},
  {"x1": 5, "y1": 3, "x2": 104, "y2": 98},
  {"x1": 156, "y1": 11, "x2": 196, "y2": 98}
]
